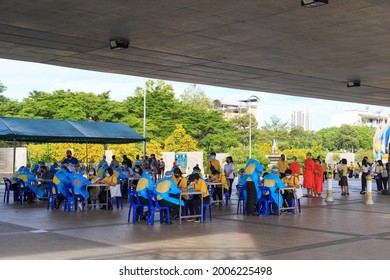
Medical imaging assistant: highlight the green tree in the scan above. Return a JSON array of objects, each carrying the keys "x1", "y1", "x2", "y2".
[
  {"x1": 315, "y1": 127, "x2": 339, "y2": 151},
  {"x1": 355, "y1": 126, "x2": 376, "y2": 150},
  {"x1": 123, "y1": 80, "x2": 181, "y2": 143},
  {"x1": 0, "y1": 81, "x2": 6, "y2": 94},
  {"x1": 337, "y1": 125, "x2": 361, "y2": 151},
  {"x1": 179, "y1": 84, "x2": 211, "y2": 110}
]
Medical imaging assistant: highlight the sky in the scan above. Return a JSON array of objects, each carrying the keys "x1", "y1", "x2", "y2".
[{"x1": 0, "y1": 58, "x2": 389, "y2": 131}]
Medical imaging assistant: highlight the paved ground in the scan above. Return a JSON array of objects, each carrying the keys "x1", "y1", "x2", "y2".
[{"x1": 1, "y1": 178, "x2": 390, "y2": 260}]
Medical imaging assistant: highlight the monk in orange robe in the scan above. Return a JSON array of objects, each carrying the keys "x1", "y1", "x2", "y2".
[
  {"x1": 289, "y1": 156, "x2": 301, "y2": 179},
  {"x1": 314, "y1": 159, "x2": 324, "y2": 198},
  {"x1": 303, "y1": 152, "x2": 315, "y2": 197}
]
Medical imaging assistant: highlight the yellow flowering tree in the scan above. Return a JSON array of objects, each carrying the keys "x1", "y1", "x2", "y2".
[{"x1": 164, "y1": 124, "x2": 198, "y2": 152}]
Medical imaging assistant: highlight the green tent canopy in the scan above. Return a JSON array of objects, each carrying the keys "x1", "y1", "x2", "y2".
[{"x1": 0, "y1": 116, "x2": 145, "y2": 144}]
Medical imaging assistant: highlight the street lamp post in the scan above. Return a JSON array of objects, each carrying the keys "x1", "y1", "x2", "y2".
[
  {"x1": 143, "y1": 90, "x2": 146, "y2": 157},
  {"x1": 239, "y1": 95, "x2": 260, "y2": 159}
]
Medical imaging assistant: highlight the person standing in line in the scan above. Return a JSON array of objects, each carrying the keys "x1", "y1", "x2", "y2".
[
  {"x1": 360, "y1": 158, "x2": 370, "y2": 194},
  {"x1": 340, "y1": 158, "x2": 349, "y2": 196},
  {"x1": 134, "y1": 154, "x2": 143, "y2": 168},
  {"x1": 289, "y1": 156, "x2": 301, "y2": 181},
  {"x1": 314, "y1": 159, "x2": 324, "y2": 198},
  {"x1": 276, "y1": 154, "x2": 289, "y2": 178},
  {"x1": 382, "y1": 162, "x2": 389, "y2": 190},
  {"x1": 224, "y1": 156, "x2": 235, "y2": 198},
  {"x1": 122, "y1": 155, "x2": 132, "y2": 169},
  {"x1": 159, "y1": 158, "x2": 165, "y2": 180},
  {"x1": 374, "y1": 160, "x2": 384, "y2": 193},
  {"x1": 322, "y1": 160, "x2": 328, "y2": 182},
  {"x1": 303, "y1": 152, "x2": 315, "y2": 197},
  {"x1": 110, "y1": 155, "x2": 120, "y2": 168}
]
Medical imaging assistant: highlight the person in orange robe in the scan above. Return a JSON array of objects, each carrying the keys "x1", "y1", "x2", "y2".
[
  {"x1": 314, "y1": 159, "x2": 324, "y2": 198},
  {"x1": 289, "y1": 156, "x2": 301, "y2": 180},
  {"x1": 303, "y1": 152, "x2": 315, "y2": 197}
]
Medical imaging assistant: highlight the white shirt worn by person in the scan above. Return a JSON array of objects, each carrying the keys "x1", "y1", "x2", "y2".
[{"x1": 224, "y1": 163, "x2": 235, "y2": 179}]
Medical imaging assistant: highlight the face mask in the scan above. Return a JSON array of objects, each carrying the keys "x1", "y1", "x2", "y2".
[
  {"x1": 291, "y1": 159, "x2": 295, "y2": 162},
  {"x1": 286, "y1": 175, "x2": 292, "y2": 179},
  {"x1": 174, "y1": 174, "x2": 180, "y2": 178},
  {"x1": 89, "y1": 171, "x2": 94, "y2": 175},
  {"x1": 67, "y1": 155, "x2": 71, "y2": 158},
  {"x1": 281, "y1": 157, "x2": 285, "y2": 161},
  {"x1": 106, "y1": 173, "x2": 110, "y2": 176},
  {"x1": 189, "y1": 182, "x2": 194, "y2": 186},
  {"x1": 135, "y1": 168, "x2": 139, "y2": 172},
  {"x1": 214, "y1": 175, "x2": 218, "y2": 179},
  {"x1": 210, "y1": 156, "x2": 215, "y2": 160}
]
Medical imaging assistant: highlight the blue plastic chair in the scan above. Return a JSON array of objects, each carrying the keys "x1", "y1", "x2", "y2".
[
  {"x1": 236, "y1": 185, "x2": 246, "y2": 214},
  {"x1": 146, "y1": 190, "x2": 171, "y2": 226},
  {"x1": 17, "y1": 178, "x2": 34, "y2": 204},
  {"x1": 3, "y1": 177, "x2": 18, "y2": 203},
  {"x1": 258, "y1": 186, "x2": 279, "y2": 216},
  {"x1": 202, "y1": 198, "x2": 212, "y2": 222},
  {"x1": 128, "y1": 189, "x2": 150, "y2": 223},
  {"x1": 65, "y1": 184, "x2": 86, "y2": 212},
  {"x1": 46, "y1": 182, "x2": 66, "y2": 211}
]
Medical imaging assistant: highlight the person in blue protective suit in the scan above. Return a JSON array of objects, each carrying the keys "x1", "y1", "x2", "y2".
[
  {"x1": 135, "y1": 171, "x2": 155, "y2": 221},
  {"x1": 244, "y1": 158, "x2": 263, "y2": 216},
  {"x1": 262, "y1": 166, "x2": 286, "y2": 212},
  {"x1": 155, "y1": 176, "x2": 184, "y2": 223},
  {"x1": 12, "y1": 166, "x2": 43, "y2": 203},
  {"x1": 52, "y1": 167, "x2": 91, "y2": 209}
]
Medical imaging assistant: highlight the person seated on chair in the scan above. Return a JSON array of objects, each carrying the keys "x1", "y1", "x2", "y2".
[
  {"x1": 172, "y1": 167, "x2": 188, "y2": 190},
  {"x1": 186, "y1": 173, "x2": 210, "y2": 223},
  {"x1": 85, "y1": 167, "x2": 99, "y2": 206},
  {"x1": 135, "y1": 171, "x2": 155, "y2": 221},
  {"x1": 155, "y1": 176, "x2": 184, "y2": 223},
  {"x1": 97, "y1": 167, "x2": 118, "y2": 210},
  {"x1": 210, "y1": 169, "x2": 228, "y2": 203},
  {"x1": 262, "y1": 166, "x2": 286, "y2": 213},
  {"x1": 236, "y1": 168, "x2": 246, "y2": 192},
  {"x1": 281, "y1": 169, "x2": 299, "y2": 211},
  {"x1": 37, "y1": 165, "x2": 54, "y2": 197}
]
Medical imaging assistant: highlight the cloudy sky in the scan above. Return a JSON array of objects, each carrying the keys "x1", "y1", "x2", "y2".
[{"x1": 1, "y1": 58, "x2": 388, "y2": 131}]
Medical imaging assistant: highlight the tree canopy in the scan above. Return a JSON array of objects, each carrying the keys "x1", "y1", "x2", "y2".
[{"x1": 0, "y1": 79, "x2": 377, "y2": 168}]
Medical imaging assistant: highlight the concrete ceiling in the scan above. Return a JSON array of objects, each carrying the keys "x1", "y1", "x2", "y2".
[{"x1": 1, "y1": 0, "x2": 390, "y2": 106}]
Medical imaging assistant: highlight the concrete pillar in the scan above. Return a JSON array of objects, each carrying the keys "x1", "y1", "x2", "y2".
[
  {"x1": 325, "y1": 173, "x2": 334, "y2": 202},
  {"x1": 365, "y1": 175, "x2": 374, "y2": 205}
]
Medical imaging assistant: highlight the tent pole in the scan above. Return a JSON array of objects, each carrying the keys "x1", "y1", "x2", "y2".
[
  {"x1": 13, "y1": 139, "x2": 16, "y2": 172},
  {"x1": 47, "y1": 143, "x2": 50, "y2": 165},
  {"x1": 86, "y1": 141, "x2": 89, "y2": 169},
  {"x1": 143, "y1": 89, "x2": 146, "y2": 157}
]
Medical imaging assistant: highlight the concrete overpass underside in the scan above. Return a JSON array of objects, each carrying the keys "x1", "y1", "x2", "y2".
[{"x1": 1, "y1": 0, "x2": 390, "y2": 106}]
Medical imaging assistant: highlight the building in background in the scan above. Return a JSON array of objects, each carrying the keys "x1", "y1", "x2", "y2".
[
  {"x1": 212, "y1": 99, "x2": 259, "y2": 124},
  {"x1": 331, "y1": 109, "x2": 389, "y2": 127},
  {"x1": 291, "y1": 108, "x2": 312, "y2": 131}
]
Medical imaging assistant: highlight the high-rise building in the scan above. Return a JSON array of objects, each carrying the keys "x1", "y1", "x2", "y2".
[{"x1": 291, "y1": 108, "x2": 312, "y2": 131}]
